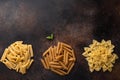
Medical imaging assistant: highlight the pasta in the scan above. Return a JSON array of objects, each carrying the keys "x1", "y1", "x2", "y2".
[
  {"x1": 0, "y1": 41, "x2": 34, "y2": 74},
  {"x1": 82, "y1": 40, "x2": 118, "y2": 72},
  {"x1": 51, "y1": 68, "x2": 65, "y2": 76},
  {"x1": 40, "y1": 59, "x2": 47, "y2": 69},
  {"x1": 40, "y1": 42, "x2": 76, "y2": 76}
]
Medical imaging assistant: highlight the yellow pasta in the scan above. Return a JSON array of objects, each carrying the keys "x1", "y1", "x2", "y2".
[
  {"x1": 63, "y1": 50, "x2": 66, "y2": 63},
  {"x1": 50, "y1": 64, "x2": 62, "y2": 69},
  {"x1": 42, "y1": 47, "x2": 50, "y2": 57},
  {"x1": 40, "y1": 59, "x2": 47, "y2": 69},
  {"x1": 49, "y1": 47, "x2": 53, "y2": 61},
  {"x1": 61, "y1": 42, "x2": 72, "y2": 49},
  {"x1": 51, "y1": 68, "x2": 64, "y2": 76},
  {"x1": 49, "y1": 61, "x2": 60, "y2": 65},
  {"x1": 1, "y1": 49, "x2": 9, "y2": 61},
  {"x1": 64, "y1": 52, "x2": 68, "y2": 65},
  {"x1": 67, "y1": 63, "x2": 74, "y2": 74},
  {"x1": 0, "y1": 41, "x2": 34, "y2": 74},
  {"x1": 57, "y1": 42, "x2": 61, "y2": 54},
  {"x1": 59, "y1": 61, "x2": 68, "y2": 70},
  {"x1": 27, "y1": 59, "x2": 34, "y2": 69},
  {"x1": 41, "y1": 42, "x2": 76, "y2": 76},
  {"x1": 69, "y1": 58, "x2": 76, "y2": 62},
  {"x1": 44, "y1": 57, "x2": 50, "y2": 69},
  {"x1": 55, "y1": 55, "x2": 63, "y2": 61},
  {"x1": 57, "y1": 69, "x2": 67, "y2": 75},
  {"x1": 82, "y1": 40, "x2": 118, "y2": 72},
  {"x1": 63, "y1": 47, "x2": 73, "y2": 53},
  {"x1": 52, "y1": 46, "x2": 55, "y2": 60},
  {"x1": 19, "y1": 66, "x2": 26, "y2": 74},
  {"x1": 28, "y1": 45, "x2": 34, "y2": 57}
]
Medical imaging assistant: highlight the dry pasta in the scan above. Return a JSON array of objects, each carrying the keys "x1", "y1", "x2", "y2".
[
  {"x1": 0, "y1": 41, "x2": 34, "y2": 74},
  {"x1": 40, "y1": 42, "x2": 76, "y2": 76},
  {"x1": 82, "y1": 40, "x2": 118, "y2": 72}
]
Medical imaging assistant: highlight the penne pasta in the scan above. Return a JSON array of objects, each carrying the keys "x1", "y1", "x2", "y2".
[
  {"x1": 41, "y1": 59, "x2": 47, "y2": 69},
  {"x1": 49, "y1": 47, "x2": 53, "y2": 61},
  {"x1": 51, "y1": 68, "x2": 64, "y2": 76},
  {"x1": 57, "y1": 42, "x2": 61, "y2": 54},
  {"x1": 67, "y1": 63, "x2": 74, "y2": 74},
  {"x1": 63, "y1": 47, "x2": 73, "y2": 54},
  {"x1": 50, "y1": 64, "x2": 62, "y2": 69},
  {"x1": 65, "y1": 52, "x2": 68, "y2": 65},
  {"x1": 49, "y1": 61, "x2": 60, "y2": 65},
  {"x1": 57, "y1": 69, "x2": 67, "y2": 75},
  {"x1": 59, "y1": 61, "x2": 68, "y2": 70},
  {"x1": 42, "y1": 48, "x2": 49, "y2": 57},
  {"x1": 44, "y1": 57, "x2": 50, "y2": 69},
  {"x1": 69, "y1": 58, "x2": 76, "y2": 62},
  {"x1": 61, "y1": 42, "x2": 72, "y2": 49},
  {"x1": 40, "y1": 42, "x2": 75, "y2": 76},
  {"x1": 55, "y1": 55, "x2": 63, "y2": 61}
]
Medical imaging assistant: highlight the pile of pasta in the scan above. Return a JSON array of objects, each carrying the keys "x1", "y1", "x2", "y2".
[
  {"x1": 82, "y1": 40, "x2": 118, "y2": 72},
  {"x1": 41, "y1": 42, "x2": 76, "y2": 75},
  {"x1": 0, "y1": 41, "x2": 34, "y2": 74}
]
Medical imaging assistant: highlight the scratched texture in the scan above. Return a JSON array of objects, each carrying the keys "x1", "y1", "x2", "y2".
[{"x1": 0, "y1": 0, "x2": 120, "y2": 80}]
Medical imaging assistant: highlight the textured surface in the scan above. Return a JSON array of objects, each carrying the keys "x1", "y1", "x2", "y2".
[{"x1": 0, "y1": 0, "x2": 120, "y2": 80}]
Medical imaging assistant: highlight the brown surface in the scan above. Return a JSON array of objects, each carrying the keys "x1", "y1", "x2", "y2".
[{"x1": 0, "y1": 0, "x2": 120, "y2": 80}]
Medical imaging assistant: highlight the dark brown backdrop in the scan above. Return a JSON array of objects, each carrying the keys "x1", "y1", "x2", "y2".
[{"x1": 0, "y1": 0, "x2": 120, "y2": 80}]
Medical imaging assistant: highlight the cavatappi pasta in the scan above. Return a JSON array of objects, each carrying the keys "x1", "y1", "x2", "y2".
[
  {"x1": 40, "y1": 42, "x2": 76, "y2": 76},
  {"x1": 82, "y1": 40, "x2": 118, "y2": 72},
  {"x1": 0, "y1": 41, "x2": 34, "y2": 74}
]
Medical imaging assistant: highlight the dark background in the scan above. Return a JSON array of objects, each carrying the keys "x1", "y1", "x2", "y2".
[{"x1": 0, "y1": 0, "x2": 120, "y2": 80}]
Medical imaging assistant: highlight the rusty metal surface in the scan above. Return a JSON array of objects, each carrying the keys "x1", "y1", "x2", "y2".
[{"x1": 0, "y1": 0, "x2": 120, "y2": 80}]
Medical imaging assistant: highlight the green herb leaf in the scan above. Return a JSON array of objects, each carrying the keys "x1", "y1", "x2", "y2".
[
  {"x1": 51, "y1": 33, "x2": 53, "y2": 39},
  {"x1": 46, "y1": 33, "x2": 54, "y2": 40}
]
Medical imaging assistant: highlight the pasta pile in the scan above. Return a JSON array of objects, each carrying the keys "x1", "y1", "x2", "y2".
[
  {"x1": 0, "y1": 41, "x2": 34, "y2": 74},
  {"x1": 41, "y1": 42, "x2": 76, "y2": 75},
  {"x1": 82, "y1": 40, "x2": 118, "y2": 72}
]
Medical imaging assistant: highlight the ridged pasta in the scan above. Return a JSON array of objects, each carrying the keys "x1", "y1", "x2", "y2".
[
  {"x1": 0, "y1": 41, "x2": 34, "y2": 74},
  {"x1": 40, "y1": 42, "x2": 75, "y2": 75}
]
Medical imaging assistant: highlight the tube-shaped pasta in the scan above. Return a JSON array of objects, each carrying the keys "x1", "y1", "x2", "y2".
[
  {"x1": 65, "y1": 52, "x2": 68, "y2": 65},
  {"x1": 0, "y1": 49, "x2": 9, "y2": 61},
  {"x1": 0, "y1": 41, "x2": 34, "y2": 74},
  {"x1": 67, "y1": 63, "x2": 74, "y2": 74},
  {"x1": 55, "y1": 55, "x2": 63, "y2": 61},
  {"x1": 59, "y1": 61, "x2": 68, "y2": 70},
  {"x1": 61, "y1": 42, "x2": 72, "y2": 49},
  {"x1": 40, "y1": 59, "x2": 47, "y2": 69},
  {"x1": 50, "y1": 65, "x2": 62, "y2": 69},
  {"x1": 28, "y1": 45, "x2": 33, "y2": 57},
  {"x1": 51, "y1": 68, "x2": 65, "y2": 76},
  {"x1": 44, "y1": 57, "x2": 50, "y2": 69},
  {"x1": 41, "y1": 42, "x2": 75, "y2": 76}
]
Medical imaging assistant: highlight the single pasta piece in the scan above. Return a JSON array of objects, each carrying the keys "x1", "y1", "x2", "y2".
[
  {"x1": 40, "y1": 42, "x2": 76, "y2": 76},
  {"x1": 0, "y1": 41, "x2": 34, "y2": 74},
  {"x1": 51, "y1": 68, "x2": 65, "y2": 76},
  {"x1": 82, "y1": 40, "x2": 118, "y2": 72},
  {"x1": 50, "y1": 64, "x2": 63, "y2": 69},
  {"x1": 40, "y1": 59, "x2": 47, "y2": 69}
]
